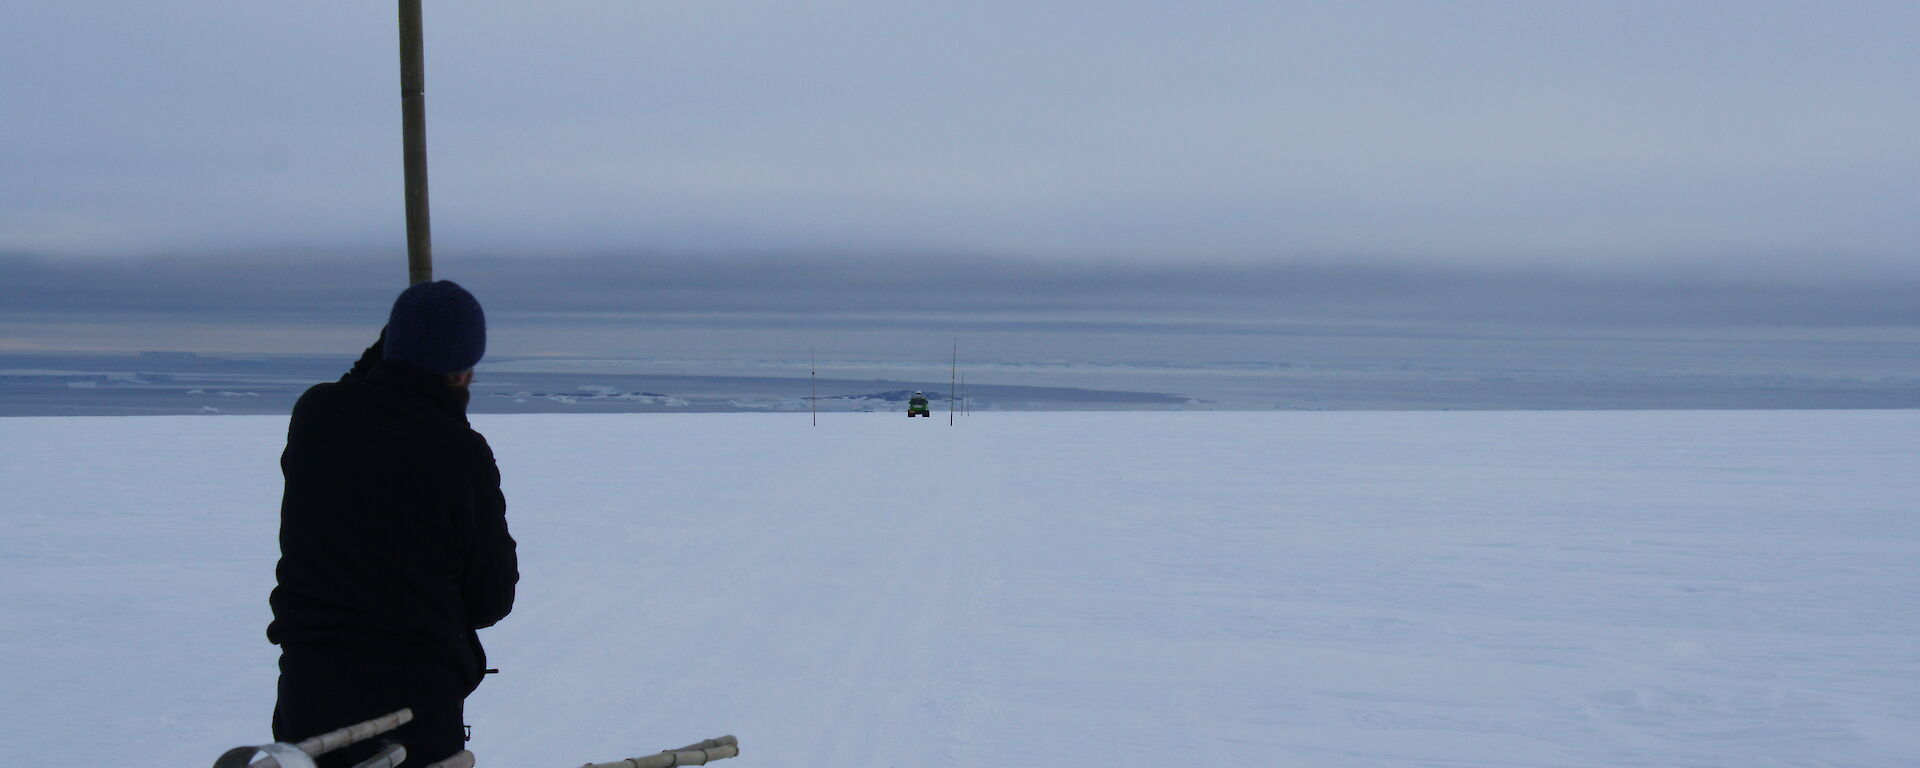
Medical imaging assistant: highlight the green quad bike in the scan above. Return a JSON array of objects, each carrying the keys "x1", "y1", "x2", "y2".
[{"x1": 908, "y1": 392, "x2": 931, "y2": 417}]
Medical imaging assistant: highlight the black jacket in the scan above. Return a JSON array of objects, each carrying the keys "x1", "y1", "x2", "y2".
[{"x1": 268, "y1": 340, "x2": 518, "y2": 693}]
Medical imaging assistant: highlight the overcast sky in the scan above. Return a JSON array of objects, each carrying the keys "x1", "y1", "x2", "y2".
[{"x1": 2, "y1": 1, "x2": 1917, "y2": 354}]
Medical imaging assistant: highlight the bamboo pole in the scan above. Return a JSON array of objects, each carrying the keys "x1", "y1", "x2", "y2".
[
  {"x1": 347, "y1": 743, "x2": 407, "y2": 768},
  {"x1": 293, "y1": 709, "x2": 414, "y2": 759},
  {"x1": 399, "y1": 0, "x2": 433, "y2": 285},
  {"x1": 949, "y1": 339, "x2": 956, "y2": 426},
  {"x1": 421, "y1": 750, "x2": 476, "y2": 768},
  {"x1": 582, "y1": 735, "x2": 740, "y2": 768},
  {"x1": 215, "y1": 709, "x2": 413, "y2": 768}
]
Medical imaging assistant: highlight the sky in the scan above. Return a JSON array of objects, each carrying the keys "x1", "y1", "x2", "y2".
[{"x1": 2, "y1": 1, "x2": 1917, "y2": 360}]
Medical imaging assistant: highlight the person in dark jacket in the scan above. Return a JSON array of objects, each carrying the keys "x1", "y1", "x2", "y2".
[{"x1": 268, "y1": 281, "x2": 518, "y2": 768}]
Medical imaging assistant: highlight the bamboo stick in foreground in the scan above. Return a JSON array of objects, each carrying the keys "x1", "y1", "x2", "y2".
[
  {"x1": 346, "y1": 742, "x2": 407, "y2": 768},
  {"x1": 582, "y1": 735, "x2": 740, "y2": 768},
  {"x1": 421, "y1": 749, "x2": 477, "y2": 768},
  {"x1": 293, "y1": 708, "x2": 414, "y2": 759},
  {"x1": 213, "y1": 709, "x2": 414, "y2": 768}
]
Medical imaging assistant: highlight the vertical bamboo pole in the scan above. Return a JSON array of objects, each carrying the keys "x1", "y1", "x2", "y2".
[
  {"x1": 811, "y1": 347, "x2": 817, "y2": 426},
  {"x1": 399, "y1": 0, "x2": 433, "y2": 285},
  {"x1": 949, "y1": 339, "x2": 957, "y2": 426}
]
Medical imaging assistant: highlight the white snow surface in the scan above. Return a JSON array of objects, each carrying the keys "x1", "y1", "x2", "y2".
[{"x1": 1, "y1": 411, "x2": 1916, "y2": 767}]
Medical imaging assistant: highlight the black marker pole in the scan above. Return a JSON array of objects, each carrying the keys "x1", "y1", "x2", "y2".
[{"x1": 399, "y1": 0, "x2": 433, "y2": 285}]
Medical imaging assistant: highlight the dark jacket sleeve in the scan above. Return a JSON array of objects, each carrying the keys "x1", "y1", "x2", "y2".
[{"x1": 459, "y1": 432, "x2": 518, "y2": 629}]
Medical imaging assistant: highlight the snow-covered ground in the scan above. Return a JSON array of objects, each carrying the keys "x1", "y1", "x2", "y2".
[{"x1": 2, "y1": 411, "x2": 1915, "y2": 767}]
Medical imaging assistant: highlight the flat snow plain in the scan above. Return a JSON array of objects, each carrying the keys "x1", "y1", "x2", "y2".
[{"x1": 2, "y1": 410, "x2": 1915, "y2": 767}]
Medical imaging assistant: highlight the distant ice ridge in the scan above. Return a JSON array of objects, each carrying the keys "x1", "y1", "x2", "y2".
[
  {"x1": 496, "y1": 387, "x2": 689, "y2": 407},
  {"x1": 725, "y1": 398, "x2": 808, "y2": 411},
  {"x1": 187, "y1": 389, "x2": 260, "y2": 397}
]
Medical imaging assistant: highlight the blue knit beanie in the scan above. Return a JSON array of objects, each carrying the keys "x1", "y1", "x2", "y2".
[{"x1": 384, "y1": 280, "x2": 486, "y2": 374}]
